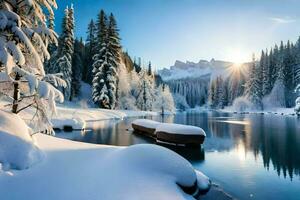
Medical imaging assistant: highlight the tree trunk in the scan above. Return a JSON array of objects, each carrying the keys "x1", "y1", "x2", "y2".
[{"x1": 12, "y1": 75, "x2": 20, "y2": 114}]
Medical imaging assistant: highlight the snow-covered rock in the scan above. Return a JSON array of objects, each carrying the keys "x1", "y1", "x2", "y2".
[
  {"x1": 0, "y1": 134, "x2": 211, "y2": 200},
  {"x1": 0, "y1": 110, "x2": 43, "y2": 170},
  {"x1": 131, "y1": 119, "x2": 161, "y2": 136},
  {"x1": 155, "y1": 123, "x2": 206, "y2": 146},
  {"x1": 51, "y1": 118, "x2": 86, "y2": 131},
  {"x1": 156, "y1": 124, "x2": 206, "y2": 136}
]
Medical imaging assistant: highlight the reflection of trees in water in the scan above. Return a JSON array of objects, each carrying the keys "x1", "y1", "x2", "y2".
[{"x1": 246, "y1": 115, "x2": 300, "y2": 180}]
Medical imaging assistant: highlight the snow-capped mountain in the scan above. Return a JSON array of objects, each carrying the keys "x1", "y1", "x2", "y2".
[{"x1": 158, "y1": 59, "x2": 234, "y2": 81}]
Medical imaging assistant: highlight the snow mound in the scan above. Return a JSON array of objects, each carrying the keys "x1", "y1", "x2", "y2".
[
  {"x1": 156, "y1": 123, "x2": 206, "y2": 136},
  {"x1": 106, "y1": 144, "x2": 211, "y2": 199},
  {"x1": 51, "y1": 118, "x2": 86, "y2": 131},
  {"x1": 0, "y1": 110, "x2": 43, "y2": 170},
  {"x1": 0, "y1": 134, "x2": 211, "y2": 200}
]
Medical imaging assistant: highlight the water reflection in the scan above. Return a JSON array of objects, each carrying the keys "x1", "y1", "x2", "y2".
[{"x1": 56, "y1": 112, "x2": 300, "y2": 180}]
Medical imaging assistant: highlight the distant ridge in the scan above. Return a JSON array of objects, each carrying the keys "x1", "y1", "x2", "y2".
[{"x1": 158, "y1": 59, "x2": 235, "y2": 81}]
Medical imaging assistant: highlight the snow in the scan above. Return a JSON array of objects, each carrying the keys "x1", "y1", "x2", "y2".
[
  {"x1": 0, "y1": 110, "x2": 42, "y2": 170},
  {"x1": 0, "y1": 133, "x2": 211, "y2": 200},
  {"x1": 156, "y1": 123, "x2": 206, "y2": 136}
]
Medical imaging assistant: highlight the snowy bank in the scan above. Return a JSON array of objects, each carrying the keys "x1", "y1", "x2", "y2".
[
  {"x1": 0, "y1": 110, "x2": 42, "y2": 170},
  {"x1": 0, "y1": 134, "x2": 211, "y2": 200}
]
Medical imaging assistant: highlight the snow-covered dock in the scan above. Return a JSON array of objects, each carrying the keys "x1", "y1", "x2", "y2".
[{"x1": 131, "y1": 119, "x2": 206, "y2": 146}]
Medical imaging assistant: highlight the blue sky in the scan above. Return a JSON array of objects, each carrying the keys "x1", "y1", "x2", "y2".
[{"x1": 54, "y1": 0, "x2": 300, "y2": 69}]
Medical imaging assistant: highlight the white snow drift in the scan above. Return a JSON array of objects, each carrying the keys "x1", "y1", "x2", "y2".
[
  {"x1": 0, "y1": 110, "x2": 42, "y2": 170},
  {"x1": 0, "y1": 134, "x2": 211, "y2": 200}
]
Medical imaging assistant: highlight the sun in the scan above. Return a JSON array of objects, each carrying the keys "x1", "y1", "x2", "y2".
[{"x1": 225, "y1": 47, "x2": 250, "y2": 64}]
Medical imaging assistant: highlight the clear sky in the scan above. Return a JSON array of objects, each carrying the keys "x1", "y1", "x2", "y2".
[{"x1": 54, "y1": 0, "x2": 300, "y2": 69}]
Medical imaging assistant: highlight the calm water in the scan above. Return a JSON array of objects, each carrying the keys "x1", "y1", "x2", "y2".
[{"x1": 56, "y1": 111, "x2": 300, "y2": 200}]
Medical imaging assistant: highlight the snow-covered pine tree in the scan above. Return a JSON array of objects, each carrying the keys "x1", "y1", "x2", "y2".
[
  {"x1": 71, "y1": 39, "x2": 84, "y2": 100},
  {"x1": 221, "y1": 78, "x2": 229, "y2": 108},
  {"x1": 208, "y1": 79, "x2": 216, "y2": 108},
  {"x1": 265, "y1": 66, "x2": 286, "y2": 108},
  {"x1": 92, "y1": 11, "x2": 121, "y2": 109},
  {"x1": 294, "y1": 37, "x2": 300, "y2": 90},
  {"x1": 115, "y1": 62, "x2": 137, "y2": 110},
  {"x1": 51, "y1": 6, "x2": 74, "y2": 101},
  {"x1": 0, "y1": 0, "x2": 66, "y2": 133},
  {"x1": 83, "y1": 20, "x2": 97, "y2": 83},
  {"x1": 153, "y1": 84, "x2": 175, "y2": 114},
  {"x1": 148, "y1": 61, "x2": 152, "y2": 76},
  {"x1": 92, "y1": 10, "x2": 108, "y2": 108},
  {"x1": 261, "y1": 50, "x2": 271, "y2": 96},
  {"x1": 106, "y1": 13, "x2": 121, "y2": 109},
  {"x1": 283, "y1": 40, "x2": 295, "y2": 107},
  {"x1": 245, "y1": 54, "x2": 263, "y2": 109},
  {"x1": 216, "y1": 76, "x2": 224, "y2": 108},
  {"x1": 136, "y1": 70, "x2": 155, "y2": 111},
  {"x1": 133, "y1": 57, "x2": 142, "y2": 73}
]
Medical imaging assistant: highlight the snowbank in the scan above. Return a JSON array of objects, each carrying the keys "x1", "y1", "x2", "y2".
[
  {"x1": 0, "y1": 110, "x2": 42, "y2": 170},
  {"x1": 0, "y1": 134, "x2": 211, "y2": 200}
]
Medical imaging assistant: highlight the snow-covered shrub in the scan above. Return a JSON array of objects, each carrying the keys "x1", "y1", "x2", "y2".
[
  {"x1": 263, "y1": 79, "x2": 286, "y2": 109},
  {"x1": 173, "y1": 93, "x2": 190, "y2": 110},
  {"x1": 153, "y1": 84, "x2": 176, "y2": 113},
  {"x1": 116, "y1": 62, "x2": 137, "y2": 110},
  {"x1": 0, "y1": 110, "x2": 43, "y2": 170},
  {"x1": 232, "y1": 96, "x2": 254, "y2": 112}
]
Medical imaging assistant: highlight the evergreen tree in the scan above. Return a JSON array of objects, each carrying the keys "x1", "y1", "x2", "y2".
[
  {"x1": 208, "y1": 80, "x2": 216, "y2": 108},
  {"x1": 295, "y1": 37, "x2": 300, "y2": 88},
  {"x1": 136, "y1": 71, "x2": 155, "y2": 111},
  {"x1": 83, "y1": 20, "x2": 97, "y2": 83},
  {"x1": 0, "y1": 0, "x2": 65, "y2": 132},
  {"x1": 134, "y1": 57, "x2": 142, "y2": 73},
  {"x1": 92, "y1": 10, "x2": 109, "y2": 108},
  {"x1": 50, "y1": 6, "x2": 74, "y2": 101},
  {"x1": 245, "y1": 55, "x2": 263, "y2": 109},
  {"x1": 92, "y1": 11, "x2": 121, "y2": 109},
  {"x1": 148, "y1": 62, "x2": 152, "y2": 76},
  {"x1": 283, "y1": 40, "x2": 295, "y2": 107},
  {"x1": 153, "y1": 84, "x2": 175, "y2": 114},
  {"x1": 71, "y1": 39, "x2": 84, "y2": 100}
]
